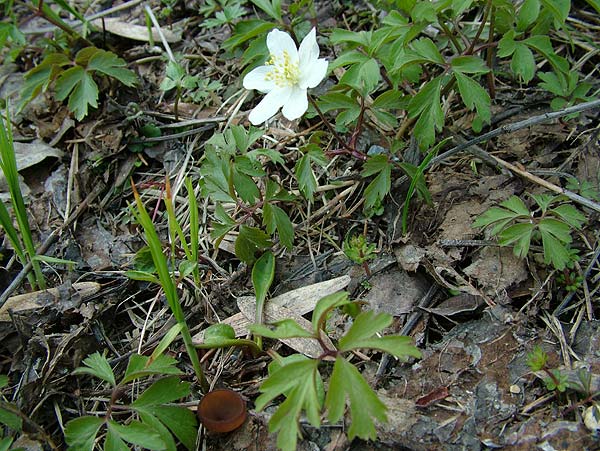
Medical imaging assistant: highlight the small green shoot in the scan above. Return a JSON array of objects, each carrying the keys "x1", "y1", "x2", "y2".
[{"x1": 343, "y1": 233, "x2": 376, "y2": 277}]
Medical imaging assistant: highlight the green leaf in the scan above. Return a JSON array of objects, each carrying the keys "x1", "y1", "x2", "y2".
[
  {"x1": 126, "y1": 270, "x2": 160, "y2": 284},
  {"x1": 249, "y1": 0, "x2": 282, "y2": 21},
  {"x1": 454, "y1": 72, "x2": 491, "y2": 125},
  {"x1": 340, "y1": 58, "x2": 381, "y2": 95},
  {"x1": 87, "y1": 49, "x2": 137, "y2": 87},
  {"x1": 517, "y1": 0, "x2": 541, "y2": 31},
  {"x1": 55, "y1": 66, "x2": 99, "y2": 120},
  {"x1": 0, "y1": 437, "x2": 13, "y2": 451},
  {"x1": 539, "y1": 229, "x2": 571, "y2": 269},
  {"x1": 72, "y1": 351, "x2": 116, "y2": 387},
  {"x1": 137, "y1": 412, "x2": 177, "y2": 451},
  {"x1": 451, "y1": 56, "x2": 490, "y2": 74},
  {"x1": 361, "y1": 155, "x2": 392, "y2": 213},
  {"x1": 107, "y1": 420, "x2": 166, "y2": 450},
  {"x1": 235, "y1": 226, "x2": 272, "y2": 264},
  {"x1": 411, "y1": 38, "x2": 444, "y2": 64},
  {"x1": 250, "y1": 319, "x2": 314, "y2": 339},
  {"x1": 511, "y1": 44, "x2": 536, "y2": 83},
  {"x1": 252, "y1": 250, "x2": 275, "y2": 327},
  {"x1": 64, "y1": 416, "x2": 105, "y2": 451},
  {"x1": 294, "y1": 147, "x2": 327, "y2": 201},
  {"x1": 150, "y1": 406, "x2": 197, "y2": 451},
  {"x1": 408, "y1": 76, "x2": 444, "y2": 147},
  {"x1": 263, "y1": 203, "x2": 294, "y2": 250},
  {"x1": 131, "y1": 377, "x2": 191, "y2": 408},
  {"x1": 104, "y1": 426, "x2": 129, "y2": 451},
  {"x1": 256, "y1": 358, "x2": 322, "y2": 451},
  {"x1": 538, "y1": 218, "x2": 572, "y2": 243},
  {"x1": 326, "y1": 357, "x2": 387, "y2": 441},
  {"x1": 122, "y1": 354, "x2": 182, "y2": 384},
  {"x1": 0, "y1": 375, "x2": 7, "y2": 389},
  {"x1": 498, "y1": 222, "x2": 535, "y2": 258},
  {"x1": 540, "y1": 0, "x2": 570, "y2": 26},
  {"x1": 311, "y1": 292, "x2": 352, "y2": 333},
  {"x1": 501, "y1": 196, "x2": 531, "y2": 216},
  {"x1": 223, "y1": 19, "x2": 276, "y2": 52},
  {"x1": 550, "y1": 204, "x2": 586, "y2": 230},
  {"x1": 472, "y1": 207, "x2": 517, "y2": 229},
  {"x1": 0, "y1": 404, "x2": 22, "y2": 431}
]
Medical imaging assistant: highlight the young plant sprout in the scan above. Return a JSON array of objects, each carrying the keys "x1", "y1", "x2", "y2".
[{"x1": 243, "y1": 28, "x2": 328, "y2": 125}]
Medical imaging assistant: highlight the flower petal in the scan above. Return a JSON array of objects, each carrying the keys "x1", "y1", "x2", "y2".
[
  {"x1": 298, "y1": 28, "x2": 319, "y2": 65},
  {"x1": 266, "y1": 29, "x2": 298, "y2": 62},
  {"x1": 281, "y1": 87, "x2": 308, "y2": 121},
  {"x1": 243, "y1": 65, "x2": 277, "y2": 93},
  {"x1": 248, "y1": 87, "x2": 292, "y2": 125},
  {"x1": 299, "y1": 58, "x2": 328, "y2": 89}
]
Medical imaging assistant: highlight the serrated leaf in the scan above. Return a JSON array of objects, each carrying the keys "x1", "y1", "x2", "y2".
[
  {"x1": 451, "y1": 56, "x2": 490, "y2": 74},
  {"x1": 454, "y1": 72, "x2": 491, "y2": 124},
  {"x1": 72, "y1": 351, "x2": 116, "y2": 386},
  {"x1": 137, "y1": 412, "x2": 177, "y2": 451},
  {"x1": 362, "y1": 155, "x2": 392, "y2": 211},
  {"x1": 501, "y1": 196, "x2": 531, "y2": 216},
  {"x1": 517, "y1": 0, "x2": 541, "y2": 30},
  {"x1": 250, "y1": 0, "x2": 282, "y2": 21},
  {"x1": 107, "y1": 420, "x2": 166, "y2": 450},
  {"x1": 472, "y1": 207, "x2": 517, "y2": 230},
  {"x1": 250, "y1": 319, "x2": 314, "y2": 339},
  {"x1": 338, "y1": 310, "x2": 390, "y2": 351},
  {"x1": 104, "y1": 426, "x2": 129, "y2": 451},
  {"x1": 311, "y1": 292, "x2": 351, "y2": 332},
  {"x1": 235, "y1": 225, "x2": 272, "y2": 264},
  {"x1": 131, "y1": 377, "x2": 190, "y2": 408},
  {"x1": 149, "y1": 406, "x2": 198, "y2": 451},
  {"x1": 550, "y1": 204, "x2": 586, "y2": 229},
  {"x1": 371, "y1": 89, "x2": 404, "y2": 109},
  {"x1": 256, "y1": 359, "x2": 321, "y2": 451},
  {"x1": 122, "y1": 354, "x2": 182, "y2": 384},
  {"x1": 498, "y1": 222, "x2": 534, "y2": 258},
  {"x1": 64, "y1": 416, "x2": 105, "y2": 451},
  {"x1": 411, "y1": 38, "x2": 444, "y2": 64},
  {"x1": 295, "y1": 153, "x2": 318, "y2": 201},
  {"x1": 511, "y1": 44, "x2": 536, "y2": 83},
  {"x1": 326, "y1": 356, "x2": 387, "y2": 441},
  {"x1": 408, "y1": 77, "x2": 444, "y2": 147},
  {"x1": 222, "y1": 20, "x2": 276, "y2": 52},
  {"x1": 538, "y1": 218, "x2": 572, "y2": 243},
  {"x1": 55, "y1": 65, "x2": 99, "y2": 120},
  {"x1": 263, "y1": 203, "x2": 294, "y2": 250},
  {"x1": 540, "y1": 0, "x2": 570, "y2": 26},
  {"x1": 539, "y1": 228, "x2": 571, "y2": 269},
  {"x1": 87, "y1": 49, "x2": 137, "y2": 87}
]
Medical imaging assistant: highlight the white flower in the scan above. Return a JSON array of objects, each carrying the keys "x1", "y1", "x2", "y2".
[{"x1": 243, "y1": 28, "x2": 328, "y2": 125}]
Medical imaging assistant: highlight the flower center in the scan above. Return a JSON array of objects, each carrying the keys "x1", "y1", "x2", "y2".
[{"x1": 264, "y1": 50, "x2": 300, "y2": 87}]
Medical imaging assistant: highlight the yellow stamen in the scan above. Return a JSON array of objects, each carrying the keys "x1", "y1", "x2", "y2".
[{"x1": 264, "y1": 50, "x2": 300, "y2": 87}]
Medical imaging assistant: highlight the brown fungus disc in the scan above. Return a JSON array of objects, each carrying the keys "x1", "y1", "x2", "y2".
[{"x1": 197, "y1": 389, "x2": 247, "y2": 433}]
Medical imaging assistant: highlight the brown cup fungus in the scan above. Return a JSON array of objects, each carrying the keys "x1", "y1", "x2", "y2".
[{"x1": 197, "y1": 389, "x2": 247, "y2": 433}]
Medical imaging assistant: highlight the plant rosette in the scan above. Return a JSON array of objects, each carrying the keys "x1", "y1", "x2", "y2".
[{"x1": 243, "y1": 28, "x2": 328, "y2": 124}]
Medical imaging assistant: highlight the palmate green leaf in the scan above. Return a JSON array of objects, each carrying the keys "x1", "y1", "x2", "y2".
[
  {"x1": 107, "y1": 420, "x2": 166, "y2": 450},
  {"x1": 235, "y1": 225, "x2": 272, "y2": 264},
  {"x1": 122, "y1": 354, "x2": 182, "y2": 384},
  {"x1": 501, "y1": 196, "x2": 531, "y2": 216},
  {"x1": 498, "y1": 222, "x2": 535, "y2": 258},
  {"x1": 326, "y1": 357, "x2": 387, "y2": 441},
  {"x1": 87, "y1": 49, "x2": 137, "y2": 87},
  {"x1": 454, "y1": 72, "x2": 491, "y2": 125},
  {"x1": 407, "y1": 77, "x2": 444, "y2": 148},
  {"x1": 538, "y1": 218, "x2": 572, "y2": 243},
  {"x1": 256, "y1": 358, "x2": 321, "y2": 451},
  {"x1": 250, "y1": 319, "x2": 314, "y2": 339},
  {"x1": 55, "y1": 66, "x2": 99, "y2": 120},
  {"x1": 362, "y1": 155, "x2": 392, "y2": 212},
  {"x1": 550, "y1": 204, "x2": 586, "y2": 229},
  {"x1": 72, "y1": 351, "x2": 116, "y2": 387},
  {"x1": 263, "y1": 203, "x2": 294, "y2": 249},
  {"x1": 131, "y1": 377, "x2": 190, "y2": 409},
  {"x1": 64, "y1": 416, "x2": 105, "y2": 451},
  {"x1": 339, "y1": 311, "x2": 422, "y2": 360},
  {"x1": 472, "y1": 207, "x2": 517, "y2": 236},
  {"x1": 511, "y1": 44, "x2": 536, "y2": 83},
  {"x1": 539, "y1": 228, "x2": 571, "y2": 269},
  {"x1": 339, "y1": 58, "x2": 381, "y2": 96}
]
